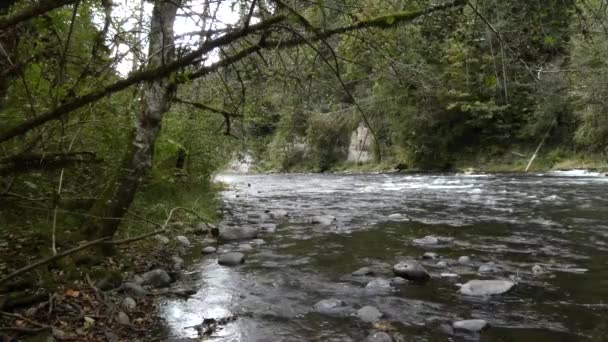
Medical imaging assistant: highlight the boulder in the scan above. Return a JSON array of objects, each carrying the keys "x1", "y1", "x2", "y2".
[
  {"x1": 436, "y1": 261, "x2": 448, "y2": 268},
  {"x1": 251, "y1": 239, "x2": 266, "y2": 246},
  {"x1": 458, "y1": 280, "x2": 515, "y2": 296},
  {"x1": 393, "y1": 261, "x2": 430, "y2": 282},
  {"x1": 121, "y1": 282, "x2": 148, "y2": 298},
  {"x1": 141, "y1": 269, "x2": 172, "y2": 288},
  {"x1": 219, "y1": 226, "x2": 259, "y2": 241},
  {"x1": 202, "y1": 246, "x2": 217, "y2": 254},
  {"x1": 218, "y1": 252, "x2": 245, "y2": 266},
  {"x1": 453, "y1": 319, "x2": 488, "y2": 332},
  {"x1": 352, "y1": 267, "x2": 374, "y2": 276},
  {"x1": 357, "y1": 306, "x2": 383, "y2": 323},
  {"x1": 176, "y1": 236, "x2": 191, "y2": 247},
  {"x1": 364, "y1": 331, "x2": 394, "y2": 342}
]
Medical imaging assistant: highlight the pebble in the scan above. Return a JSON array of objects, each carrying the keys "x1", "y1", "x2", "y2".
[
  {"x1": 422, "y1": 252, "x2": 438, "y2": 259},
  {"x1": 458, "y1": 256, "x2": 471, "y2": 264},
  {"x1": 176, "y1": 235, "x2": 191, "y2": 247},
  {"x1": 364, "y1": 331, "x2": 394, "y2": 342},
  {"x1": 155, "y1": 235, "x2": 170, "y2": 244},
  {"x1": 123, "y1": 297, "x2": 136, "y2": 310},
  {"x1": 117, "y1": 311, "x2": 130, "y2": 325}
]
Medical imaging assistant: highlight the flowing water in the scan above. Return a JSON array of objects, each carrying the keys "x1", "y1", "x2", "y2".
[{"x1": 160, "y1": 171, "x2": 608, "y2": 341}]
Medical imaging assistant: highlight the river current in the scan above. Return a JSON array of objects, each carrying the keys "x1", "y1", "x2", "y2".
[{"x1": 160, "y1": 171, "x2": 608, "y2": 341}]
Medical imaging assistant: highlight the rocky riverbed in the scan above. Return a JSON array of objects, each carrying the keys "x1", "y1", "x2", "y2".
[{"x1": 158, "y1": 172, "x2": 608, "y2": 341}]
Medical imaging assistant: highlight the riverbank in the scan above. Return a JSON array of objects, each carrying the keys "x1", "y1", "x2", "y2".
[
  {"x1": 0, "y1": 181, "x2": 222, "y2": 341},
  {"x1": 252, "y1": 150, "x2": 608, "y2": 174}
]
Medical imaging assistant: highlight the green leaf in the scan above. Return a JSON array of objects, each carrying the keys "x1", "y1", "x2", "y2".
[
  {"x1": 385, "y1": 16, "x2": 395, "y2": 25},
  {"x1": 544, "y1": 36, "x2": 554, "y2": 46}
]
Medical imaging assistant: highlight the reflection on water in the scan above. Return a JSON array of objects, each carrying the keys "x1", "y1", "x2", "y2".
[{"x1": 160, "y1": 172, "x2": 608, "y2": 341}]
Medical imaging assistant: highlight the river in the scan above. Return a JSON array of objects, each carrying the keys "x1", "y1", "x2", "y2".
[{"x1": 159, "y1": 171, "x2": 608, "y2": 341}]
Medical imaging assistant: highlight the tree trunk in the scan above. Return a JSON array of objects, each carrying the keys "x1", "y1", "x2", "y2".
[{"x1": 82, "y1": 0, "x2": 180, "y2": 243}]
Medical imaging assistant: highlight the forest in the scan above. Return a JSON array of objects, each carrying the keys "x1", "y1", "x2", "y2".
[{"x1": 0, "y1": 0, "x2": 607, "y2": 341}]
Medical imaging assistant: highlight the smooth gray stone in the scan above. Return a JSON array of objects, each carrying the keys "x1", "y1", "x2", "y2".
[
  {"x1": 393, "y1": 261, "x2": 430, "y2": 282},
  {"x1": 357, "y1": 306, "x2": 383, "y2": 323},
  {"x1": 453, "y1": 319, "x2": 488, "y2": 332},
  {"x1": 218, "y1": 252, "x2": 246, "y2": 266},
  {"x1": 142, "y1": 269, "x2": 172, "y2": 288},
  {"x1": 459, "y1": 280, "x2": 515, "y2": 296}
]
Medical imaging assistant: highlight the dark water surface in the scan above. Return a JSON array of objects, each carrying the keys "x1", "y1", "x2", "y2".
[{"x1": 160, "y1": 171, "x2": 608, "y2": 341}]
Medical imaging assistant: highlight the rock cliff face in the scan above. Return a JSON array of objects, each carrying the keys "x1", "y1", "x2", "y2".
[
  {"x1": 347, "y1": 123, "x2": 373, "y2": 163},
  {"x1": 225, "y1": 154, "x2": 253, "y2": 173}
]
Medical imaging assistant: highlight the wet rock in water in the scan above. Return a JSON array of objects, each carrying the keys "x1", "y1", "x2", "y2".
[
  {"x1": 219, "y1": 226, "x2": 259, "y2": 240},
  {"x1": 117, "y1": 311, "x2": 130, "y2": 325},
  {"x1": 393, "y1": 261, "x2": 430, "y2": 282},
  {"x1": 478, "y1": 262, "x2": 498, "y2": 273},
  {"x1": 357, "y1": 306, "x2": 383, "y2": 323},
  {"x1": 425, "y1": 317, "x2": 454, "y2": 335},
  {"x1": 171, "y1": 256, "x2": 184, "y2": 270},
  {"x1": 352, "y1": 267, "x2": 374, "y2": 276},
  {"x1": 238, "y1": 243, "x2": 254, "y2": 252},
  {"x1": 365, "y1": 278, "x2": 392, "y2": 291},
  {"x1": 413, "y1": 236, "x2": 438, "y2": 245},
  {"x1": 310, "y1": 215, "x2": 336, "y2": 226},
  {"x1": 218, "y1": 252, "x2": 245, "y2": 266},
  {"x1": 453, "y1": 319, "x2": 488, "y2": 332},
  {"x1": 458, "y1": 256, "x2": 471, "y2": 264},
  {"x1": 142, "y1": 269, "x2": 172, "y2": 288},
  {"x1": 388, "y1": 213, "x2": 405, "y2": 220},
  {"x1": 269, "y1": 209, "x2": 288, "y2": 219},
  {"x1": 155, "y1": 235, "x2": 170, "y2": 244},
  {"x1": 390, "y1": 277, "x2": 408, "y2": 285},
  {"x1": 259, "y1": 223, "x2": 277, "y2": 233},
  {"x1": 313, "y1": 298, "x2": 353, "y2": 315},
  {"x1": 202, "y1": 246, "x2": 217, "y2": 254},
  {"x1": 364, "y1": 331, "x2": 394, "y2": 342},
  {"x1": 532, "y1": 264, "x2": 545, "y2": 276},
  {"x1": 458, "y1": 280, "x2": 515, "y2": 296},
  {"x1": 422, "y1": 252, "x2": 438, "y2": 260},
  {"x1": 176, "y1": 235, "x2": 191, "y2": 247},
  {"x1": 123, "y1": 297, "x2": 136, "y2": 310},
  {"x1": 251, "y1": 238, "x2": 266, "y2": 246},
  {"x1": 121, "y1": 282, "x2": 147, "y2": 297},
  {"x1": 440, "y1": 273, "x2": 459, "y2": 278},
  {"x1": 436, "y1": 261, "x2": 448, "y2": 268}
]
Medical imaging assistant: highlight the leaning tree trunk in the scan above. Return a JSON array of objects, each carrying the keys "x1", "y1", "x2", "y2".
[{"x1": 82, "y1": 0, "x2": 180, "y2": 243}]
